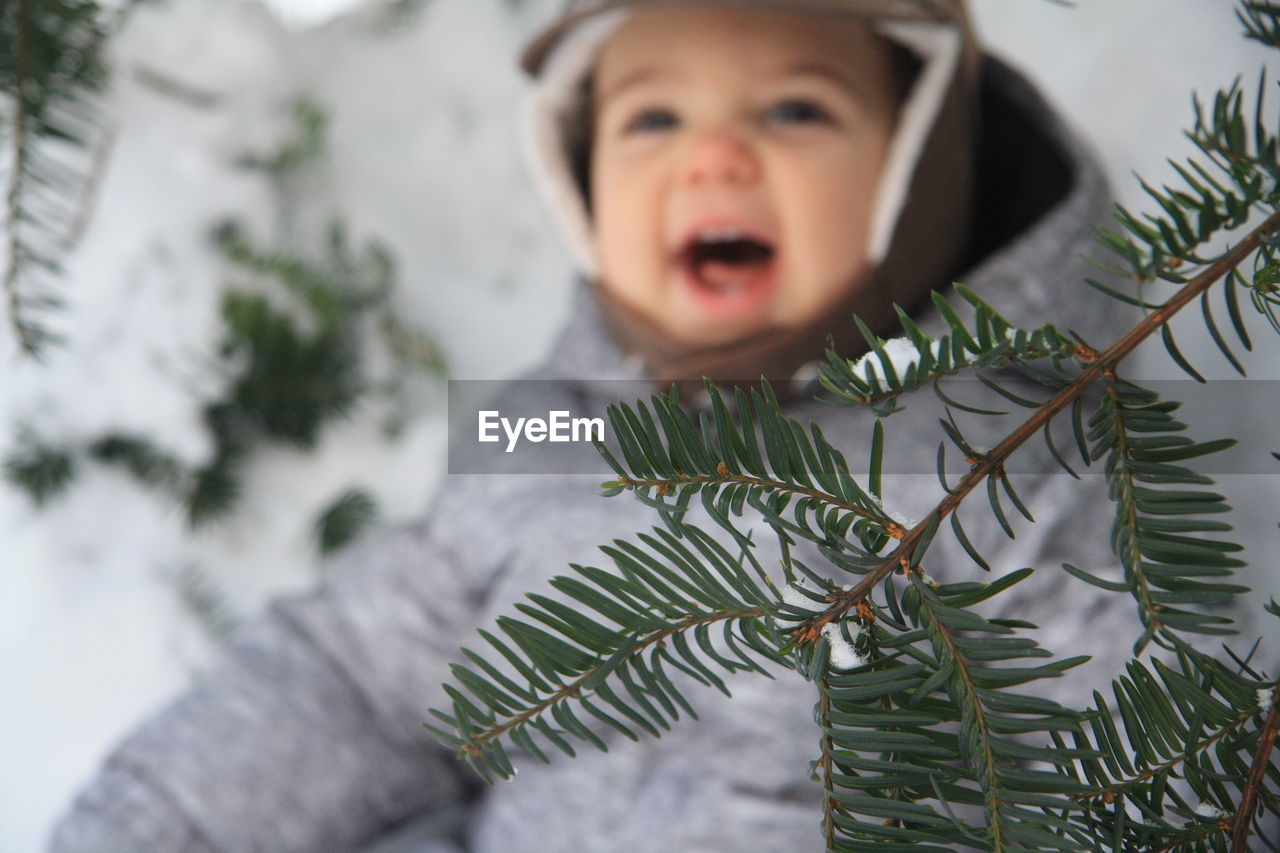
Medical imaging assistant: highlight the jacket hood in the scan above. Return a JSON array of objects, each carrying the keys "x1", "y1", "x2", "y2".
[{"x1": 520, "y1": 0, "x2": 981, "y2": 390}]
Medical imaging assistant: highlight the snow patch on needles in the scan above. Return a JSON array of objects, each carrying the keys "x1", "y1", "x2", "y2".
[
  {"x1": 778, "y1": 581, "x2": 871, "y2": 669},
  {"x1": 1259, "y1": 686, "x2": 1275, "y2": 713},
  {"x1": 868, "y1": 494, "x2": 919, "y2": 530},
  {"x1": 822, "y1": 622, "x2": 869, "y2": 670},
  {"x1": 779, "y1": 581, "x2": 829, "y2": 614},
  {"x1": 845, "y1": 326, "x2": 1025, "y2": 389},
  {"x1": 1193, "y1": 800, "x2": 1226, "y2": 820},
  {"x1": 850, "y1": 337, "x2": 924, "y2": 383}
]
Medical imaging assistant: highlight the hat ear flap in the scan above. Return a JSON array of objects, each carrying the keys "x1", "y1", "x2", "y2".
[
  {"x1": 521, "y1": 10, "x2": 630, "y2": 276},
  {"x1": 868, "y1": 21, "x2": 964, "y2": 264},
  {"x1": 868, "y1": 16, "x2": 981, "y2": 331}
]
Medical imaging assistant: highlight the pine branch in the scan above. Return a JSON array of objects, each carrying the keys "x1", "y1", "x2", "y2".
[
  {"x1": 817, "y1": 297, "x2": 1077, "y2": 413},
  {"x1": 598, "y1": 383, "x2": 903, "y2": 575},
  {"x1": 457, "y1": 605, "x2": 765, "y2": 757},
  {"x1": 909, "y1": 575, "x2": 1007, "y2": 848},
  {"x1": 1146, "y1": 822, "x2": 1233, "y2": 853},
  {"x1": 213, "y1": 219, "x2": 443, "y2": 450},
  {"x1": 436, "y1": 6, "x2": 1280, "y2": 846},
  {"x1": 3, "y1": 0, "x2": 39, "y2": 352},
  {"x1": 2, "y1": 0, "x2": 110, "y2": 354},
  {"x1": 1232, "y1": 685, "x2": 1280, "y2": 851},
  {"x1": 1046, "y1": 639, "x2": 1279, "y2": 849},
  {"x1": 613, "y1": 469, "x2": 889, "y2": 530},
  {"x1": 579, "y1": 205, "x2": 1280, "y2": 845},
  {"x1": 806, "y1": 567, "x2": 1099, "y2": 850},
  {"x1": 585, "y1": 183, "x2": 1280, "y2": 852},
  {"x1": 816, "y1": 208, "x2": 1280, "y2": 633},
  {"x1": 1080, "y1": 381, "x2": 1246, "y2": 650},
  {"x1": 597, "y1": 209, "x2": 1277, "y2": 647},
  {"x1": 1073, "y1": 705, "x2": 1260, "y2": 805},
  {"x1": 1242, "y1": 2, "x2": 1280, "y2": 49},
  {"x1": 431, "y1": 521, "x2": 782, "y2": 782}
]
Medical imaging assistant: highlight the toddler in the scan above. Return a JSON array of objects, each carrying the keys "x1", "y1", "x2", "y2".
[{"x1": 51, "y1": 1, "x2": 1136, "y2": 851}]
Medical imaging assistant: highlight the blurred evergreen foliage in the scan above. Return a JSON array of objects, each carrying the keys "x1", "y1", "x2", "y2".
[
  {"x1": 2, "y1": 93, "x2": 443, "y2": 558},
  {"x1": 3, "y1": 430, "x2": 75, "y2": 506},
  {"x1": 164, "y1": 560, "x2": 242, "y2": 644},
  {"x1": 315, "y1": 487, "x2": 379, "y2": 556},
  {"x1": 1, "y1": 0, "x2": 113, "y2": 355}
]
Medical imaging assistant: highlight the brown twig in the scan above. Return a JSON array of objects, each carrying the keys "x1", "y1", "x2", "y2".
[
  {"x1": 1231, "y1": 684, "x2": 1280, "y2": 852},
  {"x1": 818, "y1": 679, "x2": 838, "y2": 849}
]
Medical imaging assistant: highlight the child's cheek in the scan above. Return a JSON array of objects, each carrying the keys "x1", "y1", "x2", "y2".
[{"x1": 593, "y1": 169, "x2": 662, "y2": 302}]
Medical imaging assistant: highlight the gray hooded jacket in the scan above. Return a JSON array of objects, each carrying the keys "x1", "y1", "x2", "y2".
[{"x1": 51, "y1": 56, "x2": 1150, "y2": 853}]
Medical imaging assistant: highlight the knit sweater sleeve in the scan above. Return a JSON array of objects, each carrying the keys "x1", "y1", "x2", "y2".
[{"x1": 48, "y1": 518, "x2": 482, "y2": 853}]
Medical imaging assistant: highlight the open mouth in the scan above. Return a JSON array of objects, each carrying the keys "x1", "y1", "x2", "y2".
[{"x1": 678, "y1": 229, "x2": 777, "y2": 300}]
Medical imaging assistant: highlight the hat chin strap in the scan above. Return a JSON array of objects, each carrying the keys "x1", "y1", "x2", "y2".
[{"x1": 521, "y1": 11, "x2": 962, "y2": 277}]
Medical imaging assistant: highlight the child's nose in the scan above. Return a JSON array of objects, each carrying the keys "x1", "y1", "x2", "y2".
[{"x1": 682, "y1": 129, "x2": 761, "y2": 187}]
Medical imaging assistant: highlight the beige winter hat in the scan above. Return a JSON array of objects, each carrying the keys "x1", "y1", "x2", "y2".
[
  {"x1": 523, "y1": 0, "x2": 965, "y2": 75},
  {"x1": 520, "y1": 0, "x2": 980, "y2": 391}
]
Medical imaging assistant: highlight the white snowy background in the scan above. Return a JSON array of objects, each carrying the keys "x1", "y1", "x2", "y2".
[{"x1": 0, "y1": 0, "x2": 1276, "y2": 850}]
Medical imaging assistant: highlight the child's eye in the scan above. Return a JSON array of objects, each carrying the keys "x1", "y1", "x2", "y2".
[
  {"x1": 767, "y1": 99, "x2": 834, "y2": 126},
  {"x1": 624, "y1": 108, "x2": 679, "y2": 134}
]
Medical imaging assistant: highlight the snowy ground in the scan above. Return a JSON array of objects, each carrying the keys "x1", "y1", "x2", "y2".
[{"x1": 0, "y1": 1, "x2": 1276, "y2": 850}]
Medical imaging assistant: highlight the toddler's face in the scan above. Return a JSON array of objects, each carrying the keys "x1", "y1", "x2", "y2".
[{"x1": 590, "y1": 6, "x2": 899, "y2": 347}]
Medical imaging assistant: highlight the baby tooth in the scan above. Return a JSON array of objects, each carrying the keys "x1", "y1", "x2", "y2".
[{"x1": 699, "y1": 227, "x2": 745, "y2": 243}]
